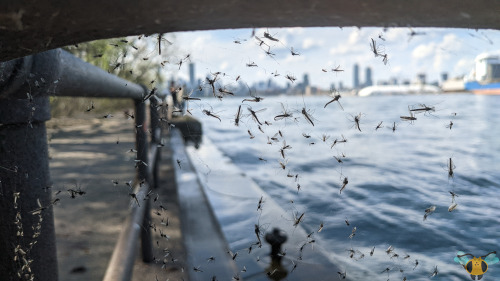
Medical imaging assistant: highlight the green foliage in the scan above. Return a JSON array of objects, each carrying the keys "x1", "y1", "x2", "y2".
[
  {"x1": 54, "y1": 34, "x2": 176, "y2": 117},
  {"x1": 63, "y1": 34, "x2": 176, "y2": 86}
]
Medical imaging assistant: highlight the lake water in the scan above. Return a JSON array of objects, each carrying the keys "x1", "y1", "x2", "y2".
[{"x1": 186, "y1": 93, "x2": 500, "y2": 280}]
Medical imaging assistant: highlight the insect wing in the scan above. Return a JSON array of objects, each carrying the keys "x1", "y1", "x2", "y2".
[
  {"x1": 454, "y1": 251, "x2": 470, "y2": 265},
  {"x1": 484, "y1": 253, "x2": 499, "y2": 265},
  {"x1": 254, "y1": 108, "x2": 267, "y2": 114}
]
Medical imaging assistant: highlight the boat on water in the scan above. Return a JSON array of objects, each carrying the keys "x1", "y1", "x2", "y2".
[
  {"x1": 464, "y1": 52, "x2": 500, "y2": 95},
  {"x1": 357, "y1": 84, "x2": 441, "y2": 97}
]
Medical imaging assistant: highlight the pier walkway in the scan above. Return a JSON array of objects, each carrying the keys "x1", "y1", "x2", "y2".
[
  {"x1": 48, "y1": 115, "x2": 188, "y2": 281},
  {"x1": 48, "y1": 113, "x2": 347, "y2": 281}
]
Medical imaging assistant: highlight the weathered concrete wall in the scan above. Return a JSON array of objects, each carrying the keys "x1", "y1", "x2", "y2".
[{"x1": 1, "y1": 0, "x2": 500, "y2": 61}]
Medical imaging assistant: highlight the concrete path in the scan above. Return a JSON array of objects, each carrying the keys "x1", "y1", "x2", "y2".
[{"x1": 47, "y1": 115, "x2": 187, "y2": 281}]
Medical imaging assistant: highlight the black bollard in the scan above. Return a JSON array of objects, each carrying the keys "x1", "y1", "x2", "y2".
[
  {"x1": 265, "y1": 228, "x2": 288, "y2": 259},
  {"x1": 265, "y1": 228, "x2": 288, "y2": 281}
]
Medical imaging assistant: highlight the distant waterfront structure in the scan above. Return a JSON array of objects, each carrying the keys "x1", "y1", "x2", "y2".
[
  {"x1": 353, "y1": 64, "x2": 360, "y2": 88},
  {"x1": 365, "y1": 67, "x2": 373, "y2": 87},
  {"x1": 303, "y1": 73, "x2": 310, "y2": 87},
  {"x1": 189, "y1": 63, "x2": 195, "y2": 88},
  {"x1": 417, "y1": 73, "x2": 426, "y2": 84},
  {"x1": 441, "y1": 72, "x2": 448, "y2": 82}
]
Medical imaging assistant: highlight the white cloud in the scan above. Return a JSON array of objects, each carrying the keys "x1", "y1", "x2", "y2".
[
  {"x1": 384, "y1": 28, "x2": 408, "y2": 41},
  {"x1": 412, "y1": 43, "x2": 436, "y2": 60},
  {"x1": 453, "y1": 58, "x2": 473, "y2": 77},
  {"x1": 168, "y1": 27, "x2": 500, "y2": 89},
  {"x1": 219, "y1": 61, "x2": 229, "y2": 71},
  {"x1": 302, "y1": 38, "x2": 324, "y2": 50}
]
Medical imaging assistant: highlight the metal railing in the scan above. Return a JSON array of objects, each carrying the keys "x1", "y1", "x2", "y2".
[{"x1": 0, "y1": 48, "x2": 164, "y2": 281}]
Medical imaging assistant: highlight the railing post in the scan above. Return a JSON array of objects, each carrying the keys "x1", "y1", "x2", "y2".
[
  {"x1": 149, "y1": 97, "x2": 161, "y2": 190},
  {"x1": 0, "y1": 52, "x2": 59, "y2": 281},
  {"x1": 134, "y1": 98, "x2": 154, "y2": 263}
]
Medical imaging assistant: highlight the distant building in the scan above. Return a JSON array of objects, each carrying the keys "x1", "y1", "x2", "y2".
[
  {"x1": 417, "y1": 73, "x2": 426, "y2": 84},
  {"x1": 189, "y1": 63, "x2": 195, "y2": 88},
  {"x1": 365, "y1": 67, "x2": 373, "y2": 86},
  {"x1": 441, "y1": 72, "x2": 448, "y2": 82},
  {"x1": 339, "y1": 81, "x2": 344, "y2": 90},
  {"x1": 353, "y1": 64, "x2": 360, "y2": 88},
  {"x1": 303, "y1": 73, "x2": 310, "y2": 87}
]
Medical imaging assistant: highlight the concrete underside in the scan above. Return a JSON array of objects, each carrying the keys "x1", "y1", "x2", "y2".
[{"x1": 1, "y1": 0, "x2": 500, "y2": 61}]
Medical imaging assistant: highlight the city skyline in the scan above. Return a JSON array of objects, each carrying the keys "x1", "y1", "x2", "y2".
[
  {"x1": 172, "y1": 61, "x2": 441, "y2": 95},
  {"x1": 163, "y1": 27, "x2": 500, "y2": 90}
]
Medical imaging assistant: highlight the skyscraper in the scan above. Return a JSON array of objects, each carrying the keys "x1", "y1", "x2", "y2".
[
  {"x1": 365, "y1": 67, "x2": 373, "y2": 87},
  {"x1": 417, "y1": 73, "x2": 426, "y2": 84},
  {"x1": 353, "y1": 64, "x2": 359, "y2": 89},
  {"x1": 441, "y1": 72, "x2": 448, "y2": 82},
  {"x1": 303, "y1": 73, "x2": 310, "y2": 87}
]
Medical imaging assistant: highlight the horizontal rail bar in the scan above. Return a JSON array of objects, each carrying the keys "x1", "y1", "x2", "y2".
[
  {"x1": 56, "y1": 50, "x2": 145, "y2": 99},
  {"x1": 0, "y1": 49, "x2": 167, "y2": 100},
  {"x1": 102, "y1": 180, "x2": 151, "y2": 281}
]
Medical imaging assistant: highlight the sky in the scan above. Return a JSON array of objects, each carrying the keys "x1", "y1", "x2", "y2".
[{"x1": 161, "y1": 27, "x2": 500, "y2": 90}]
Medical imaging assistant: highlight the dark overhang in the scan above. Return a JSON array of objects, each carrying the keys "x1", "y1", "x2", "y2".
[{"x1": 1, "y1": 0, "x2": 499, "y2": 62}]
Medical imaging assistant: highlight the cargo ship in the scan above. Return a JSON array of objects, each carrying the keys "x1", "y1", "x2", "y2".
[{"x1": 464, "y1": 52, "x2": 500, "y2": 95}]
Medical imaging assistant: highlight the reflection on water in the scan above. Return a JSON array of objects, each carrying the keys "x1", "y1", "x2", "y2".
[{"x1": 188, "y1": 94, "x2": 500, "y2": 280}]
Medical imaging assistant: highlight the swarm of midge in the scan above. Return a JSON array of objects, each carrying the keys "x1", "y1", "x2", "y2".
[
  {"x1": 202, "y1": 109, "x2": 221, "y2": 122},
  {"x1": 339, "y1": 176, "x2": 348, "y2": 194},
  {"x1": 446, "y1": 120, "x2": 454, "y2": 129},
  {"x1": 447, "y1": 157, "x2": 456, "y2": 180},
  {"x1": 448, "y1": 191, "x2": 459, "y2": 212},
  {"x1": 423, "y1": 205, "x2": 436, "y2": 221},
  {"x1": 246, "y1": 107, "x2": 265, "y2": 126},
  {"x1": 348, "y1": 226, "x2": 357, "y2": 239},
  {"x1": 167, "y1": 31, "x2": 473, "y2": 279},
  {"x1": 274, "y1": 103, "x2": 294, "y2": 122},
  {"x1": 391, "y1": 121, "x2": 397, "y2": 132},
  {"x1": 13, "y1": 192, "x2": 46, "y2": 281},
  {"x1": 429, "y1": 265, "x2": 439, "y2": 277},
  {"x1": 370, "y1": 38, "x2": 390, "y2": 65},
  {"x1": 351, "y1": 113, "x2": 362, "y2": 132},
  {"x1": 324, "y1": 91, "x2": 343, "y2": 110},
  {"x1": 301, "y1": 107, "x2": 315, "y2": 126},
  {"x1": 400, "y1": 110, "x2": 417, "y2": 124},
  {"x1": 409, "y1": 103, "x2": 435, "y2": 115}
]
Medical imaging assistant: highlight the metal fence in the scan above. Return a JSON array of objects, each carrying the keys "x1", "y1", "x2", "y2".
[{"x1": 0, "y1": 49, "x2": 164, "y2": 281}]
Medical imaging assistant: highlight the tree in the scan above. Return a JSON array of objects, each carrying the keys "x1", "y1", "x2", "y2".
[
  {"x1": 64, "y1": 33, "x2": 176, "y2": 87},
  {"x1": 51, "y1": 34, "x2": 176, "y2": 117}
]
